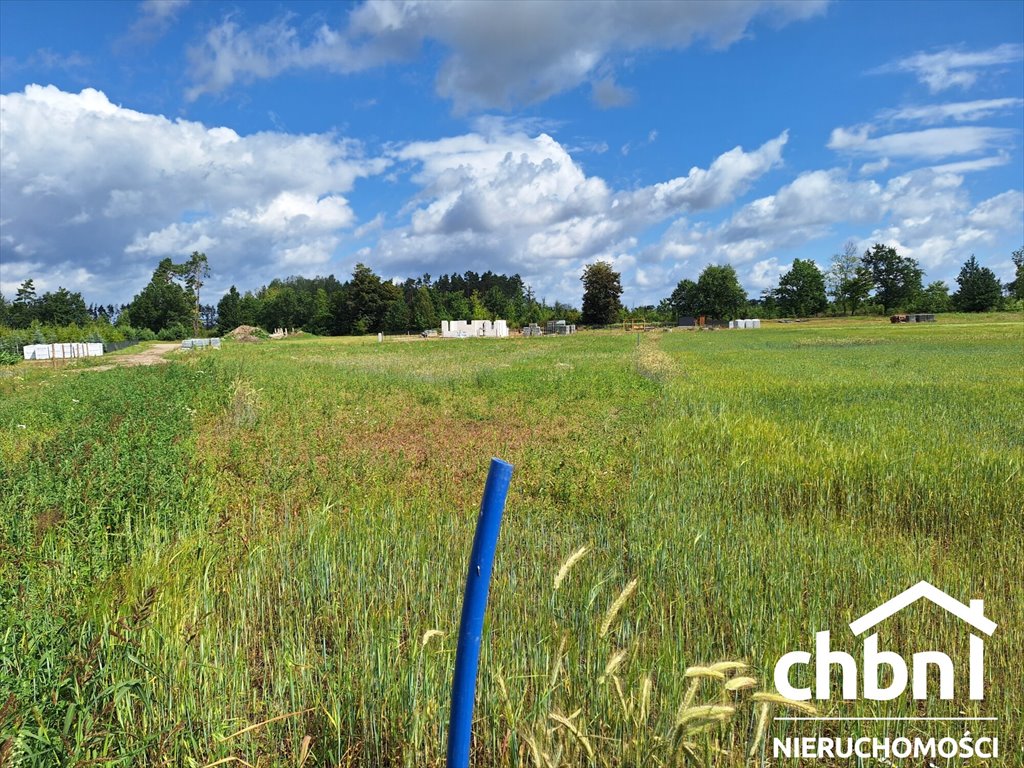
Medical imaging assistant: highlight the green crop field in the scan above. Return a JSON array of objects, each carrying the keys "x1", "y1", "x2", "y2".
[{"x1": 2, "y1": 315, "x2": 1022, "y2": 767}]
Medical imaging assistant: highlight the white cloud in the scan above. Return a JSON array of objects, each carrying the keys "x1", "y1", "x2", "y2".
[
  {"x1": 876, "y1": 44, "x2": 1024, "y2": 92},
  {"x1": 645, "y1": 166, "x2": 1023, "y2": 297},
  {"x1": 0, "y1": 85, "x2": 791, "y2": 306},
  {"x1": 368, "y1": 127, "x2": 787, "y2": 301},
  {"x1": 0, "y1": 85, "x2": 386, "y2": 303},
  {"x1": 186, "y1": 0, "x2": 827, "y2": 109},
  {"x1": 967, "y1": 190, "x2": 1024, "y2": 231},
  {"x1": 828, "y1": 125, "x2": 1014, "y2": 160},
  {"x1": 880, "y1": 97, "x2": 1024, "y2": 125},
  {"x1": 859, "y1": 158, "x2": 890, "y2": 175},
  {"x1": 120, "y1": 0, "x2": 190, "y2": 47},
  {"x1": 928, "y1": 154, "x2": 1011, "y2": 175}
]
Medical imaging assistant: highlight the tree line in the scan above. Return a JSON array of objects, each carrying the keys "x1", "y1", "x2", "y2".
[
  {"x1": 2, "y1": 244, "x2": 1021, "y2": 338},
  {"x1": 650, "y1": 243, "x2": 1023, "y2": 324},
  {"x1": 0, "y1": 257, "x2": 579, "y2": 337}
]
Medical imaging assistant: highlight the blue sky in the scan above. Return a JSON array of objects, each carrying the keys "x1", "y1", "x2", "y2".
[{"x1": 1, "y1": 0, "x2": 1022, "y2": 307}]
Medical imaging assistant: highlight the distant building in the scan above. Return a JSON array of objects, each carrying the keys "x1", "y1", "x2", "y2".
[{"x1": 441, "y1": 319, "x2": 509, "y2": 338}]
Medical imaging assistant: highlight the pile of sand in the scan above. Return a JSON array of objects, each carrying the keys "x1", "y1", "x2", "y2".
[{"x1": 226, "y1": 325, "x2": 264, "y2": 343}]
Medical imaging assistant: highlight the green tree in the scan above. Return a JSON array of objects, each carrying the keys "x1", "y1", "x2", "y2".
[
  {"x1": 37, "y1": 287, "x2": 90, "y2": 326},
  {"x1": 10, "y1": 279, "x2": 39, "y2": 327},
  {"x1": 827, "y1": 241, "x2": 874, "y2": 315},
  {"x1": 124, "y1": 261, "x2": 194, "y2": 333},
  {"x1": 775, "y1": 259, "x2": 828, "y2": 317},
  {"x1": 178, "y1": 251, "x2": 211, "y2": 336},
  {"x1": 1005, "y1": 246, "x2": 1024, "y2": 300},
  {"x1": 953, "y1": 255, "x2": 1002, "y2": 312},
  {"x1": 667, "y1": 278, "x2": 699, "y2": 319},
  {"x1": 217, "y1": 286, "x2": 242, "y2": 334},
  {"x1": 259, "y1": 285, "x2": 301, "y2": 330},
  {"x1": 580, "y1": 261, "x2": 623, "y2": 325},
  {"x1": 238, "y1": 292, "x2": 261, "y2": 327},
  {"x1": 339, "y1": 264, "x2": 394, "y2": 334},
  {"x1": 409, "y1": 286, "x2": 438, "y2": 331},
  {"x1": 440, "y1": 291, "x2": 471, "y2": 321},
  {"x1": 758, "y1": 286, "x2": 779, "y2": 318},
  {"x1": 383, "y1": 297, "x2": 411, "y2": 333},
  {"x1": 861, "y1": 243, "x2": 923, "y2": 313},
  {"x1": 307, "y1": 288, "x2": 334, "y2": 335},
  {"x1": 483, "y1": 284, "x2": 509, "y2": 320},
  {"x1": 469, "y1": 290, "x2": 489, "y2": 321},
  {"x1": 694, "y1": 264, "x2": 747, "y2": 320},
  {"x1": 915, "y1": 281, "x2": 953, "y2": 313}
]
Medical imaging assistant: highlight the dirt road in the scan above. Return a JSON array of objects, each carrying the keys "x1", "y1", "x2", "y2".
[{"x1": 83, "y1": 342, "x2": 180, "y2": 372}]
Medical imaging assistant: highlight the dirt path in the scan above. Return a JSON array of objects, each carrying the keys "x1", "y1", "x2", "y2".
[{"x1": 83, "y1": 342, "x2": 180, "y2": 372}]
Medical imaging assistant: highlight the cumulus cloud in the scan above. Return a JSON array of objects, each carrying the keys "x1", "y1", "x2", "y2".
[
  {"x1": 364, "y1": 125, "x2": 787, "y2": 300},
  {"x1": 0, "y1": 85, "x2": 386, "y2": 302},
  {"x1": 646, "y1": 166, "x2": 1023, "y2": 296},
  {"x1": 875, "y1": 43, "x2": 1024, "y2": 92},
  {"x1": 186, "y1": 0, "x2": 827, "y2": 109},
  {"x1": 0, "y1": 84, "x2": 792, "y2": 306},
  {"x1": 3, "y1": 83, "x2": 1017, "y2": 310}
]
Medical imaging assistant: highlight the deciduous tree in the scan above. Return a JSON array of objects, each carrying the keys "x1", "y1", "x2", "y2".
[
  {"x1": 1005, "y1": 246, "x2": 1024, "y2": 301},
  {"x1": 580, "y1": 261, "x2": 623, "y2": 325},
  {"x1": 667, "y1": 278, "x2": 699, "y2": 319},
  {"x1": 861, "y1": 244, "x2": 923, "y2": 313},
  {"x1": 694, "y1": 264, "x2": 746, "y2": 320},
  {"x1": 915, "y1": 281, "x2": 952, "y2": 313},
  {"x1": 124, "y1": 262, "x2": 193, "y2": 332},
  {"x1": 827, "y1": 241, "x2": 873, "y2": 315},
  {"x1": 775, "y1": 259, "x2": 827, "y2": 317}
]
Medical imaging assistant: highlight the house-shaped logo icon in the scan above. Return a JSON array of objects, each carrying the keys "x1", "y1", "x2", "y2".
[
  {"x1": 775, "y1": 581, "x2": 997, "y2": 701},
  {"x1": 849, "y1": 580, "x2": 997, "y2": 636}
]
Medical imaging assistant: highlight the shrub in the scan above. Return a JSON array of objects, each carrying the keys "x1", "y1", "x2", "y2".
[{"x1": 156, "y1": 323, "x2": 189, "y2": 341}]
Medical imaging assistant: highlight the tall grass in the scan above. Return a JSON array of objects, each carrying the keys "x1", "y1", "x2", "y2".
[{"x1": 1, "y1": 317, "x2": 1021, "y2": 765}]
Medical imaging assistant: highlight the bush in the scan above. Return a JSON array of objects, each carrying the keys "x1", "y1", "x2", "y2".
[
  {"x1": 0, "y1": 348, "x2": 20, "y2": 365},
  {"x1": 156, "y1": 323, "x2": 189, "y2": 341}
]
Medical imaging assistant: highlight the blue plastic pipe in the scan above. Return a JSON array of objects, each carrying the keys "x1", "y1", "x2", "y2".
[{"x1": 446, "y1": 457, "x2": 514, "y2": 768}]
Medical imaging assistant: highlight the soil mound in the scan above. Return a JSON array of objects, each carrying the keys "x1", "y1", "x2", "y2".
[{"x1": 226, "y1": 325, "x2": 265, "y2": 343}]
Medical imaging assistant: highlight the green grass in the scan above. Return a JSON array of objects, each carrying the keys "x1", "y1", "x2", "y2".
[{"x1": 1, "y1": 317, "x2": 1021, "y2": 766}]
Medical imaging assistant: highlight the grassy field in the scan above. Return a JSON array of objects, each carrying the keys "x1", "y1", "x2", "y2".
[{"x1": 1, "y1": 314, "x2": 1021, "y2": 766}]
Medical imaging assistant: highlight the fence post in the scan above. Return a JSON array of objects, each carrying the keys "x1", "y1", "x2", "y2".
[{"x1": 446, "y1": 457, "x2": 513, "y2": 768}]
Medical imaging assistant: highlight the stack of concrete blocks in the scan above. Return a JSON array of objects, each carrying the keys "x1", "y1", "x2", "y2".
[
  {"x1": 545, "y1": 320, "x2": 577, "y2": 335},
  {"x1": 728, "y1": 319, "x2": 762, "y2": 329},
  {"x1": 181, "y1": 338, "x2": 222, "y2": 349},
  {"x1": 440, "y1": 319, "x2": 509, "y2": 338},
  {"x1": 523, "y1": 323, "x2": 543, "y2": 337},
  {"x1": 23, "y1": 342, "x2": 104, "y2": 360}
]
